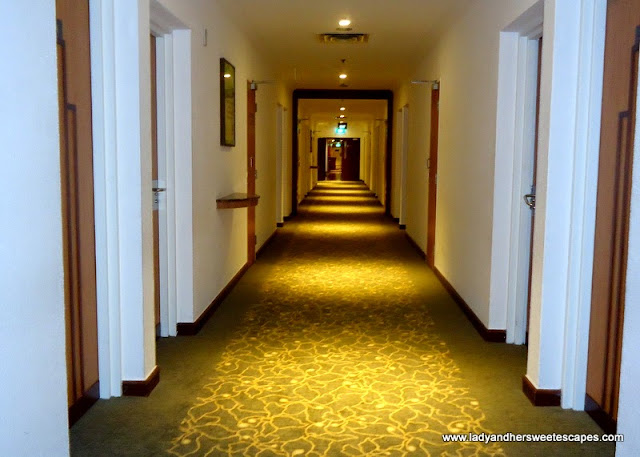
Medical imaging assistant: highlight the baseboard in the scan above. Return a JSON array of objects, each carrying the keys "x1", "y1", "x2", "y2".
[
  {"x1": 404, "y1": 233, "x2": 426, "y2": 260},
  {"x1": 283, "y1": 215, "x2": 292, "y2": 221},
  {"x1": 257, "y1": 230, "x2": 278, "y2": 258},
  {"x1": 585, "y1": 393, "x2": 617, "y2": 433},
  {"x1": 177, "y1": 262, "x2": 250, "y2": 336},
  {"x1": 68, "y1": 380, "x2": 100, "y2": 426},
  {"x1": 432, "y1": 266, "x2": 506, "y2": 343},
  {"x1": 522, "y1": 375, "x2": 561, "y2": 406},
  {"x1": 398, "y1": 224, "x2": 406, "y2": 230},
  {"x1": 276, "y1": 222, "x2": 284, "y2": 227},
  {"x1": 122, "y1": 366, "x2": 160, "y2": 397}
]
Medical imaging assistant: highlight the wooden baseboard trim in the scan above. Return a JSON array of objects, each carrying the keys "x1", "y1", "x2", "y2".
[
  {"x1": 398, "y1": 224, "x2": 406, "y2": 230},
  {"x1": 68, "y1": 380, "x2": 100, "y2": 426},
  {"x1": 276, "y1": 222, "x2": 284, "y2": 227},
  {"x1": 585, "y1": 393, "x2": 617, "y2": 433},
  {"x1": 432, "y1": 266, "x2": 506, "y2": 343},
  {"x1": 257, "y1": 230, "x2": 278, "y2": 259},
  {"x1": 122, "y1": 366, "x2": 160, "y2": 397},
  {"x1": 522, "y1": 375, "x2": 561, "y2": 406},
  {"x1": 405, "y1": 233, "x2": 426, "y2": 260},
  {"x1": 177, "y1": 262, "x2": 250, "y2": 336}
]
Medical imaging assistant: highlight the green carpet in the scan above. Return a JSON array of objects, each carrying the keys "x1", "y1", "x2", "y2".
[{"x1": 70, "y1": 182, "x2": 613, "y2": 456}]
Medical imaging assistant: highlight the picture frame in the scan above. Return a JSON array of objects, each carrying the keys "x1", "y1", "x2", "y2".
[{"x1": 220, "y1": 58, "x2": 235, "y2": 146}]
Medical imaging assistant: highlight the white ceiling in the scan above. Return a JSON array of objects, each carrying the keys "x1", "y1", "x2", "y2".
[
  {"x1": 217, "y1": 0, "x2": 471, "y2": 89},
  {"x1": 299, "y1": 99, "x2": 387, "y2": 123}
]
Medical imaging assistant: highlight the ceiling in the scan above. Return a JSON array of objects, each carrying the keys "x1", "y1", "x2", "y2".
[
  {"x1": 217, "y1": 0, "x2": 472, "y2": 89},
  {"x1": 299, "y1": 99, "x2": 387, "y2": 123}
]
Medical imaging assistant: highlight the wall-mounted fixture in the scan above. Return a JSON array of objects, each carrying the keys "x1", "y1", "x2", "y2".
[
  {"x1": 411, "y1": 79, "x2": 440, "y2": 90},
  {"x1": 249, "y1": 80, "x2": 275, "y2": 90}
]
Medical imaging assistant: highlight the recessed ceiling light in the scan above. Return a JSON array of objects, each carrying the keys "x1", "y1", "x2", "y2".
[
  {"x1": 338, "y1": 19, "x2": 351, "y2": 27},
  {"x1": 339, "y1": 73, "x2": 347, "y2": 79},
  {"x1": 223, "y1": 73, "x2": 231, "y2": 78},
  {"x1": 339, "y1": 114, "x2": 345, "y2": 118},
  {"x1": 340, "y1": 107, "x2": 346, "y2": 111}
]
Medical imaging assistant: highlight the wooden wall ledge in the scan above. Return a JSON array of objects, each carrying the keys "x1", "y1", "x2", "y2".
[{"x1": 216, "y1": 193, "x2": 260, "y2": 209}]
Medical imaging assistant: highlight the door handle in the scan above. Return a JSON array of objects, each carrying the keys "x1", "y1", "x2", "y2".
[
  {"x1": 153, "y1": 188, "x2": 166, "y2": 208},
  {"x1": 524, "y1": 194, "x2": 536, "y2": 209}
]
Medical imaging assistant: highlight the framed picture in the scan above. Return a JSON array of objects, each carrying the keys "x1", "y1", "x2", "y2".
[{"x1": 220, "y1": 58, "x2": 235, "y2": 146}]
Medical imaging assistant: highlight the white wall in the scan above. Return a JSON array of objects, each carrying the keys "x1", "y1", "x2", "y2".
[
  {"x1": 157, "y1": 0, "x2": 290, "y2": 320},
  {"x1": 399, "y1": 0, "x2": 539, "y2": 325},
  {"x1": 0, "y1": 1, "x2": 70, "y2": 455},
  {"x1": 616, "y1": 47, "x2": 640, "y2": 456}
]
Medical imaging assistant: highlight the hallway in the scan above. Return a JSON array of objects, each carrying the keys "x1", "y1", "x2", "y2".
[{"x1": 71, "y1": 182, "x2": 611, "y2": 456}]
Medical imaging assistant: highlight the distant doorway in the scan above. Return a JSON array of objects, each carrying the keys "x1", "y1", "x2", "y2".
[
  {"x1": 291, "y1": 89, "x2": 393, "y2": 216},
  {"x1": 320, "y1": 138, "x2": 361, "y2": 181}
]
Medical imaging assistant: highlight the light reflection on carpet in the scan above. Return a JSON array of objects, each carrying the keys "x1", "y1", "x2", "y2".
[{"x1": 169, "y1": 182, "x2": 504, "y2": 457}]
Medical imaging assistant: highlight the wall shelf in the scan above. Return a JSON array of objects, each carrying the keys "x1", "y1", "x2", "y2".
[{"x1": 216, "y1": 193, "x2": 260, "y2": 209}]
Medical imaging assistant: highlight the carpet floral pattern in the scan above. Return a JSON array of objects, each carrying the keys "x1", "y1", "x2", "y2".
[{"x1": 169, "y1": 182, "x2": 504, "y2": 457}]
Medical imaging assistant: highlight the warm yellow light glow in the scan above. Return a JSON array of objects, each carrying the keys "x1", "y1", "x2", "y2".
[
  {"x1": 309, "y1": 205, "x2": 380, "y2": 215},
  {"x1": 339, "y1": 114, "x2": 345, "y2": 118},
  {"x1": 340, "y1": 107, "x2": 346, "y2": 111},
  {"x1": 223, "y1": 73, "x2": 231, "y2": 78},
  {"x1": 338, "y1": 19, "x2": 351, "y2": 27}
]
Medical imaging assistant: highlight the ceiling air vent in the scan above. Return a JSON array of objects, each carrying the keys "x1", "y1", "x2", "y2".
[{"x1": 319, "y1": 33, "x2": 369, "y2": 44}]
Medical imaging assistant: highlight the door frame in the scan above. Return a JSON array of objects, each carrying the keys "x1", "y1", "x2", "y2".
[
  {"x1": 505, "y1": 28, "x2": 542, "y2": 346},
  {"x1": 276, "y1": 104, "x2": 284, "y2": 225},
  {"x1": 399, "y1": 104, "x2": 409, "y2": 226},
  {"x1": 90, "y1": 0, "x2": 192, "y2": 397},
  {"x1": 491, "y1": 0, "x2": 607, "y2": 409},
  {"x1": 426, "y1": 88, "x2": 439, "y2": 268},
  {"x1": 491, "y1": 7, "x2": 544, "y2": 346},
  {"x1": 291, "y1": 89, "x2": 393, "y2": 216},
  {"x1": 247, "y1": 81, "x2": 257, "y2": 265}
]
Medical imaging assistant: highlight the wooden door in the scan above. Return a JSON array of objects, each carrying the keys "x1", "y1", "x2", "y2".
[
  {"x1": 317, "y1": 138, "x2": 327, "y2": 181},
  {"x1": 56, "y1": 0, "x2": 99, "y2": 425},
  {"x1": 342, "y1": 139, "x2": 361, "y2": 181},
  {"x1": 426, "y1": 87, "x2": 440, "y2": 267},
  {"x1": 586, "y1": 0, "x2": 639, "y2": 433},
  {"x1": 150, "y1": 35, "x2": 161, "y2": 331},
  {"x1": 247, "y1": 83, "x2": 257, "y2": 265}
]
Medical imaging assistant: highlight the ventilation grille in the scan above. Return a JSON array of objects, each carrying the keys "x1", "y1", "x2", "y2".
[{"x1": 318, "y1": 33, "x2": 369, "y2": 44}]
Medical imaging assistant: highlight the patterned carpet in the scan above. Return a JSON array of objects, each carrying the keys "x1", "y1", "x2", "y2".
[
  {"x1": 70, "y1": 181, "x2": 614, "y2": 457},
  {"x1": 168, "y1": 182, "x2": 503, "y2": 457}
]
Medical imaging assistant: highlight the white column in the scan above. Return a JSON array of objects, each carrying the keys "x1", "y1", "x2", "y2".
[
  {"x1": 276, "y1": 105, "x2": 284, "y2": 223},
  {"x1": 399, "y1": 105, "x2": 409, "y2": 225},
  {"x1": 526, "y1": 0, "x2": 606, "y2": 410},
  {"x1": 172, "y1": 29, "x2": 194, "y2": 324},
  {"x1": 91, "y1": 0, "x2": 157, "y2": 395},
  {"x1": 0, "y1": 1, "x2": 70, "y2": 454}
]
